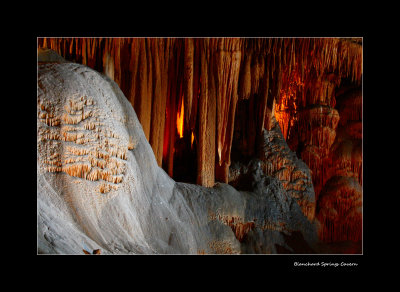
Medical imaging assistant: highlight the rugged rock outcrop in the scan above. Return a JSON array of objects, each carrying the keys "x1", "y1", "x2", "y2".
[
  {"x1": 230, "y1": 117, "x2": 316, "y2": 223},
  {"x1": 37, "y1": 59, "x2": 317, "y2": 254}
]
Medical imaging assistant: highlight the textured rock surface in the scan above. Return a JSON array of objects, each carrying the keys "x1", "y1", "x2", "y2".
[
  {"x1": 37, "y1": 60, "x2": 318, "y2": 254},
  {"x1": 315, "y1": 87, "x2": 362, "y2": 245},
  {"x1": 274, "y1": 70, "x2": 362, "y2": 248},
  {"x1": 230, "y1": 117, "x2": 316, "y2": 222}
]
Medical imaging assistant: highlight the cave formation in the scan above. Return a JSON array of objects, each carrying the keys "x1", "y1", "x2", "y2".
[{"x1": 37, "y1": 37, "x2": 362, "y2": 254}]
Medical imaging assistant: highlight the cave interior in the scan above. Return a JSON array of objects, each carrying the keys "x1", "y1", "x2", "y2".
[{"x1": 37, "y1": 37, "x2": 362, "y2": 253}]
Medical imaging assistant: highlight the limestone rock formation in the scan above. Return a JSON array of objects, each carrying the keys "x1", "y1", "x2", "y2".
[
  {"x1": 37, "y1": 60, "x2": 317, "y2": 254},
  {"x1": 229, "y1": 117, "x2": 316, "y2": 222}
]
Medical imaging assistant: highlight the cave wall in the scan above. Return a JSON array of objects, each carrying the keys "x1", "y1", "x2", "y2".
[
  {"x1": 315, "y1": 85, "x2": 362, "y2": 245},
  {"x1": 37, "y1": 37, "x2": 362, "y2": 247},
  {"x1": 269, "y1": 43, "x2": 362, "y2": 246}
]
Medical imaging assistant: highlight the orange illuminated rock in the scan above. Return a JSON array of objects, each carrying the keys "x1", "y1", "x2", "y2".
[
  {"x1": 37, "y1": 92, "x2": 130, "y2": 194},
  {"x1": 314, "y1": 87, "x2": 362, "y2": 246},
  {"x1": 176, "y1": 98, "x2": 184, "y2": 138},
  {"x1": 197, "y1": 44, "x2": 216, "y2": 187},
  {"x1": 337, "y1": 88, "x2": 362, "y2": 127},
  {"x1": 316, "y1": 176, "x2": 362, "y2": 243}
]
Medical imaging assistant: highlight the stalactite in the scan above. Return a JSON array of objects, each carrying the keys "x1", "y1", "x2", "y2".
[
  {"x1": 190, "y1": 38, "x2": 201, "y2": 131},
  {"x1": 183, "y1": 38, "x2": 194, "y2": 128},
  {"x1": 165, "y1": 43, "x2": 178, "y2": 177},
  {"x1": 205, "y1": 46, "x2": 217, "y2": 186},
  {"x1": 252, "y1": 55, "x2": 265, "y2": 96},
  {"x1": 149, "y1": 38, "x2": 164, "y2": 166},
  {"x1": 102, "y1": 38, "x2": 115, "y2": 81},
  {"x1": 214, "y1": 39, "x2": 242, "y2": 169},
  {"x1": 113, "y1": 38, "x2": 121, "y2": 87},
  {"x1": 215, "y1": 50, "x2": 228, "y2": 165},
  {"x1": 239, "y1": 53, "x2": 252, "y2": 100},
  {"x1": 197, "y1": 41, "x2": 215, "y2": 187},
  {"x1": 81, "y1": 38, "x2": 87, "y2": 66},
  {"x1": 87, "y1": 38, "x2": 95, "y2": 68},
  {"x1": 135, "y1": 39, "x2": 151, "y2": 141},
  {"x1": 176, "y1": 96, "x2": 184, "y2": 138},
  {"x1": 258, "y1": 60, "x2": 270, "y2": 134},
  {"x1": 146, "y1": 38, "x2": 153, "y2": 135},
  {"x1": 129, "y1": 38, "x2": 140, "y2": 108},
  {"x1": 215, "y1": 47, "x2": 241, "y2": 182}
]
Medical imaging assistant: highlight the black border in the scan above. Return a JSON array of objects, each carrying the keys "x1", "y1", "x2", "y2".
[{"x1": 25, "y1": 23, "x2": 376, "y2": 275}]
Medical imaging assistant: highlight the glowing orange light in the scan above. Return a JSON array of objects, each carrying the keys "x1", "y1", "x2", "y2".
[
  {"x1": 191, "y1": 132, "x2": 194, "y2": 148},
  {"x1": 177, "y1": 99, "x2": 184, "y2": 138}
]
